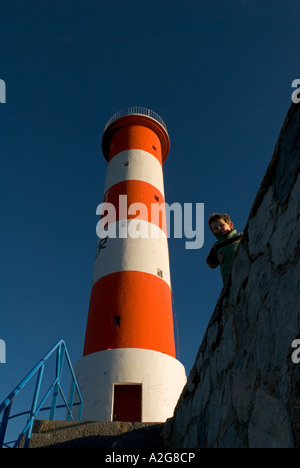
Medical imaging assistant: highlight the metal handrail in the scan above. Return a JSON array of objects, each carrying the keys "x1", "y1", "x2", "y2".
[
  {"x1": 104, "y1": 107, "x2": 169, "y2": 134},
  {"x1": 0, "y1": 340, "x2": 83, "y2": 448}
]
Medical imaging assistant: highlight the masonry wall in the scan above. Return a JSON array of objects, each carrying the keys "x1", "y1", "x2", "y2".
[{"x1": 162, "y1": 102, "x2": 300, "y2": 448}]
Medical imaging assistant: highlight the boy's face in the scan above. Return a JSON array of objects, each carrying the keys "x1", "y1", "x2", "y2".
[{"x1": 210, "y1": 218, "x2": 234, "y2": 236}]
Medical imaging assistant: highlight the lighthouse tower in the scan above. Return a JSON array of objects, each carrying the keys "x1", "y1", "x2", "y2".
[{"x1": 74, "y1": 108, "x2": 186, "y2": 422}]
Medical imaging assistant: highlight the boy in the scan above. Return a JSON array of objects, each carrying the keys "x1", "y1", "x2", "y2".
[{"x1": 206, "y1": 213, "x2": 243, "y2": 283}]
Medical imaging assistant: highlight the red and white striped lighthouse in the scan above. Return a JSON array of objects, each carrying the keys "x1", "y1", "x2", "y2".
[{"x1": 74, "y1": 108, "x2": 186, "y2": 422}]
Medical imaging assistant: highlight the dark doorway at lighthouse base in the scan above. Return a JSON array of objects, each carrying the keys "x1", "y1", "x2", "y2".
[{"x1": 113, "y1": 384, "x2": 142, "y2": 422}]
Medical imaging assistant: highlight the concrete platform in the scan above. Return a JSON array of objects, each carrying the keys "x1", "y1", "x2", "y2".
[{"x1": 25, "y1": 420, "x2": 164, "y2": 448}]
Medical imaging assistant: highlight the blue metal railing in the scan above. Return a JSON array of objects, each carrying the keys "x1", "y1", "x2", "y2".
[{"x1": 0, "y1": 340, "x2": 83, "y2": 448}]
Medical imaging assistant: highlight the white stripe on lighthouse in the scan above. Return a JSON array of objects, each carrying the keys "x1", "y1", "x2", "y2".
[
  {"x1": 103, "y1": 149, "x2": 165, "y2": 196},
  {"x1": 93, "y1": 220, "x2": 171, "y2": 287}
]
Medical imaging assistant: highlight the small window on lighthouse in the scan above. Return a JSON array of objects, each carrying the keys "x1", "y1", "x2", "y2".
[
  {"x1": 157, "y1": 268, "x2": 163, "y2": 278},
  {"x1": 123, "y1": 161, "x2": 129, "y2": 167},
  {"x1": 114, "y1": 316, "x2": 120, "y2": 326},
  {"x1": 154, "y1": 194, "x2": 159, "y2": 202}
]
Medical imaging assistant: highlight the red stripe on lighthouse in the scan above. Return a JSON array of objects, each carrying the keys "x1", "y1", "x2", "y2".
[
  {"x1": 83, "y1": 271, "x2": 176, "y2": 357},
  {"x1": 108, "y1": 124, "x2": 163, "y2": 164},
  {"x1": 102, "y1": 180, "x2": 167, "y2": 235},
  {"x1": 102, "y1": 114, "x2": 170, "y2": 164}
]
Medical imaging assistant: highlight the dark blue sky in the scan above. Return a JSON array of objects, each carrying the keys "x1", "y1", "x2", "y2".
[{"x1": 0, "y1": 0, "x2": 298, "y2": 420}]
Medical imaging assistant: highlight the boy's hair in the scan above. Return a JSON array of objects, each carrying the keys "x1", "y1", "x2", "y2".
[{"x1": 208, "y1": 213, "x2": 232, "y2": 232}]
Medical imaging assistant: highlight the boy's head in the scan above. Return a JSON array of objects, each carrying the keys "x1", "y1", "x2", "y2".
[{"x1": 208, "y1": 213, "x2": 234, "y2": 236}]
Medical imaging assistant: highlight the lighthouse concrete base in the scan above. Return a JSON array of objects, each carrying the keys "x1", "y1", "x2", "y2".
[{"x1": 74, "y1": 348, "x2": 186, "y2": 422}]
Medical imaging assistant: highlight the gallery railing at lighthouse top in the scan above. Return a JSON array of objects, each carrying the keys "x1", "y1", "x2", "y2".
[{"x1": 104, "y1": 107, "x2": 169, "y2": 135}]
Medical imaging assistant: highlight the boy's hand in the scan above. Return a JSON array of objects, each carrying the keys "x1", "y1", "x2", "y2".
[{"x1": 217, "y1": 251, "x2": 224, "y2": 264}]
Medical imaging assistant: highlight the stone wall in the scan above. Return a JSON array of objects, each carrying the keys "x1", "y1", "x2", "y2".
[{"x1": 162, "y1": 102, "x2": 300, "y2": 448}]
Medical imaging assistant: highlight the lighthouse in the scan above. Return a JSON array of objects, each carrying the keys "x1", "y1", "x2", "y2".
[{"x1": 74, "y1": 108, "x2": 186, "y2": 422}]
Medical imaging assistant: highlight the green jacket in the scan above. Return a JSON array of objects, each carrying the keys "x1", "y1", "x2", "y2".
[{"x1": 206, "y1": 229, "x2": 243, "y2": 283}]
